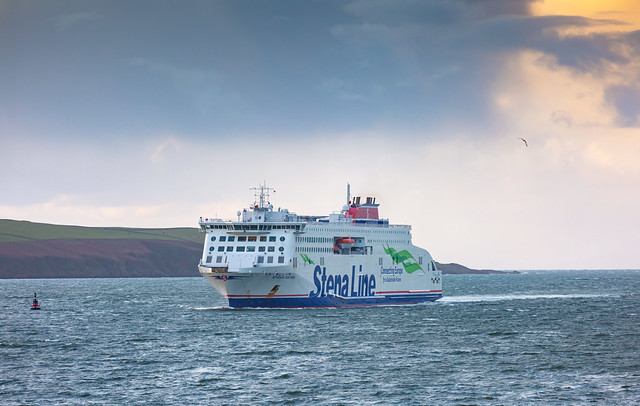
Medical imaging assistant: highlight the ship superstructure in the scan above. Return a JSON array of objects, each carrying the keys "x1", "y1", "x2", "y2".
[{"x1": 198, "y1": 184, "x2": 442, "y2": 307}]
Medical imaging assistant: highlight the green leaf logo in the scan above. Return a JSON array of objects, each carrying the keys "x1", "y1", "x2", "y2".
[
  {"x1": 383, "y1": 244, "x2": 424, "y2": 274},
  {"x1": 300, "y1": 253, "x2": 314, "y2": 265}
]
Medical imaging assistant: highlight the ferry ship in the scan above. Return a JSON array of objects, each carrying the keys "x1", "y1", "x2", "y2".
[{"x1": 198, "y1": 184, "x2": 442, "y2": 307}]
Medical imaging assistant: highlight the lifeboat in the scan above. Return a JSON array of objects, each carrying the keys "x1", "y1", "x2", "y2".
[{"x1": 336, "y1": 238, "x2": 355, "y2": 245}]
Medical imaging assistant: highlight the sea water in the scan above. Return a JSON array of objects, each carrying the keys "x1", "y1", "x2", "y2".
[{"x1": 1, "y1": 270, "x2": 639, "y2": 405}]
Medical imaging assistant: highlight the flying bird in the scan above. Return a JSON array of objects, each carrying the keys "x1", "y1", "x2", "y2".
[{"x1": 518, "y1": 137, "x2": 528, "y2": 147}]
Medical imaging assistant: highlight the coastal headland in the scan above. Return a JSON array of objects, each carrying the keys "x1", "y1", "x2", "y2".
[{"x1": 0, "y1": 219, "x2": 513, "y2": 279}]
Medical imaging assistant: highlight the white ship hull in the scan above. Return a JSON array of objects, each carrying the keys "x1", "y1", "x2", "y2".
[{"x1": 198, "y1": 185, "x2": 442, "y2": 308}]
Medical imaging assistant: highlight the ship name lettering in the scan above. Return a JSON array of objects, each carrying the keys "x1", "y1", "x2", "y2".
[{"x1": 308, "y1": 265, "x2": 376, "y2": 298}]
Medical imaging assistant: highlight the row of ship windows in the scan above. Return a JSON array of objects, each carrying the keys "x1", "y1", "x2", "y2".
[
  {"x1": 296, "y1": 246, "x2": 371, "y2": 255},
  {"x1": 306, "y1": 228, "x2": 408, "y2": 234},
  {"x1": 295, "y1": 247, "x2": 332, "y2": 253},
  {"x1": 206, "y1": 224, "x2": 301, "y2": 231},
  {"x1": 296, "y1": 237, "x2": 333, "y2": 243},
  {"x1": 295, "y1": 237, "x2": 409, "y2": 245},
  {"x1": 208, "y1": 246, "x2": 285, "y2": 253},
  {"x1": 210, "y1": 235, "x2": 285, "y2": 243},
  {"x1": 206, "y1": 255, "x2": 285, "y2": 264},
  {"x1": 369, "y1": 240, "x2": 409, "y2": 244}
]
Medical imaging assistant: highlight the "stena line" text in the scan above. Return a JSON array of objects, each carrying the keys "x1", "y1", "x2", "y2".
[{"x1": 308, "y1": 265, "x2": 376, "y2": 298}]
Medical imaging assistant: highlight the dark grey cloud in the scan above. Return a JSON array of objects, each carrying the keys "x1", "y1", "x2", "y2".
[
  {"x1": 1, "y1": 0, "x2": 639, "y2": 144},
  {"x1": 55, "y1": 11, "x2": 103, "y2": 29},
  {"x1": 605, "y1": 84, "x2": 640, "y2": 127},
  {"x1": 336, "y1": 1, "x2": 640, "y2": 128},
  {"x1": 344, "y1": 0, "x2": 532, "y2": 25}
]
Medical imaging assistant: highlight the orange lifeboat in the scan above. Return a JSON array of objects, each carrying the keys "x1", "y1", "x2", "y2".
[{"x1": 336, "y1": 238, "x2": 355, "y2": 245}]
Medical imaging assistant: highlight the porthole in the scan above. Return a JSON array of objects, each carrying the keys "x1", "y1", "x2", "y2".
[
  {"x1": 280, "y1": 236, "x2": 285, "y2": 242},
  {"x1": 210, "y1": 236, "x2": 216, "y2": 241},
  {"x1": 279, "y1": 246, "x2": 284, "y2": 252},
  {"x1": 209, "y1": 246, "x2": 214, "y2": 251}
]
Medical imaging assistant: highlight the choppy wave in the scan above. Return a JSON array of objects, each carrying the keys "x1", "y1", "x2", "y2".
[
  {"x1": 441, "y1": 293, "x2": 611, "y2": 303},
  {"x1": 2, "y1": 271, "x2": 639, "y2": 404}
]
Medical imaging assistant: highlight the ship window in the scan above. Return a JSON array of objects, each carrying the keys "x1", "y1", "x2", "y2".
[
  {"x1": 216, "y1": 256, "x2": 223, "y2": 263},
  {"x1": 278, "y1": 256, "x2": 285, "y2": 263},
  {"x1": 268, "y1": 246, "x2": 275, "y2": 252},
  {"x1": 206, "y1": 255, "x2": 212, "y2": 263},
  {"x1": 248, "y1": 236, "x2": 257, "y2": 242},
  {"x1": 279, "y1": 247, "x2": 284, "y2": 252},
  {"x1": 237, "y1": 246, "x2": 245, "y2": 252},
  {"x1": 247, "y1": 246, "x2": 256, "y2": 252},
  {"x1": 419, "y1": 256, "x2": 423, "y2": 265},
  {"x1": 267, "y1": 256, "x2": 274, "y2": 263},
  {"x1": 210, "y1": 236, "x2": 216, "y2": 242},
  {"x1": 219, "y1": 236, "x2": 225, "y2": 242},
  {"x1": 269, "y1": 236, "x2": 276, "y2": 242},
  {"x1": 228, "y1": 236, "x2": 235, "y2": 242},
  {"x1": 258, "y1": 246, "x2": 265, "y2": 252},
  {"x1": 218, "y1": 246, "x2": 224, "y2": 252},
  {"x1": 209, "y1": 246, "x2": 214, "y2": 252},
  {"x1": 226, "y1": 246, "x2": 233, "y2": 252},
  {"x1": 379, "y1": 257, "x2": 383, "y2": 265},
  {"x1": 260, "y1": 236, "x2": 267, "y2": 242},
  {"x1": 238, "y1": 236, "x2": 247, "y2": 242},
  {"x1": 320, "y1": 257, "x2": 324, "y2": 266},
  {"x1": 257, "y1": 256, "x2": 264, "y2": 264},
  {"x1": 280, "y1": 236, "x2": 285, "y2": 242}
]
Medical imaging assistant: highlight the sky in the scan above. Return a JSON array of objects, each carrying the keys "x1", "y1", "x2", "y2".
[{"x1": 1, "y1": 0, "x2": 639, "y2": 270}]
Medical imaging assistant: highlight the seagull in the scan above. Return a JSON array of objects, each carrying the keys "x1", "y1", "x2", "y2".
[{"x1": 518, "y1": 137, "x2": 528, "y2": 147}]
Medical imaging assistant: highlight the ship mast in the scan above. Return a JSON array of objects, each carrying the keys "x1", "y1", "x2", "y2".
[{"x1": 250, "y1": 182, "x2": 271, "y2": 210}]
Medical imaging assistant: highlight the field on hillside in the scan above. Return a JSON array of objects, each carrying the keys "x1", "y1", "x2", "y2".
[{"x1": 0, "y1": 219, "x2": 203, "y2": 243}]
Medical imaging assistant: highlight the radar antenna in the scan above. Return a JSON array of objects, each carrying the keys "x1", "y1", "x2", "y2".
[{"x1": 250, "y1": 182, "x2": 272, "y2": 209}]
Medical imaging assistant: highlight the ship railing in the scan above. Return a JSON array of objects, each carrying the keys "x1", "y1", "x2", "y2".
[{"x1": 312, "y1": 220, "x2": 410, "y2": 229}]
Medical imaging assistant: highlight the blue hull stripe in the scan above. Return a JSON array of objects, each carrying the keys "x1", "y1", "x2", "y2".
[{"x1": 228, "y1": 293, "x2": 443, "y2": 308}]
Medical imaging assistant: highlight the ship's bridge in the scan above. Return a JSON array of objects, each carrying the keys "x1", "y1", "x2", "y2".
[
  {"x1": 199, "y1": 183, "x2": 307, "y2": 231},
  {"x1": 199, "y1": 219, "x2": 306, "y2": 233}
]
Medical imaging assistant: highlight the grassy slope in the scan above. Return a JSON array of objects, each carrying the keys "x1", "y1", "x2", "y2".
[
  {"x1": 0, "y1": 219, "x2": 202, "y2": 243},
  {"x1": 0, "y1": 219, "x2": 506, "y2": 277}
]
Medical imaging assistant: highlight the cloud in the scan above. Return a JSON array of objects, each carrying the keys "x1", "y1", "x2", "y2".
[
  {"x1": 151, "y1": 136, "x2": 184, "y2": 164},
  {"x1": 333, "y1": 1, "x2": 640, "y2": 129},
  {"x1": 319, "y1": 78, "x2": 367, "y2": 101},
  {"x1": 3, "y1": 1, "x2": 640, "y2": 268},
  {"x1": 605, "y1": 84, "x2": 640, "y2": 126},
  {"x1": 127, "y1": 57, "x2": 246, "y2": 123},
  {"x1": 55, "y1": 11, "x2": 102, "y2": 29}
]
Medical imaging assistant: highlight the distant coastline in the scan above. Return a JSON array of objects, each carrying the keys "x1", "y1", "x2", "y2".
[
  {"x1": 0, "y1": 219, "x2": 517, "y2": 279},
  {"x1": 435, "y1": 262, "x2": 519, "y2": 275}
]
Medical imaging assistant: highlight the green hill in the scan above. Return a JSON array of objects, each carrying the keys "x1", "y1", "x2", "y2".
[
  {"x1": 0, "y1": 219, "x2": 509, "y2": 278},
  {"x1": 0, "y1": 219, "x2": 202, "y2": 243},
  {"x1": 0, "y1": 219, "x2": 204, "y2": 279}
]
